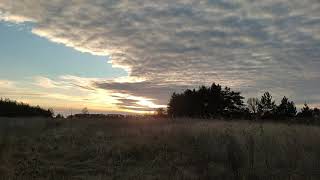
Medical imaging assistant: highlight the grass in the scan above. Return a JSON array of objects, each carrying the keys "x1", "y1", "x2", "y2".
[{"x1": 0, "y1": 117, "x2": 320, "y2": 179}]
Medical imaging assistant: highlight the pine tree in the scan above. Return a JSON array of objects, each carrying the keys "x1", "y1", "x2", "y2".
[
  {"x1": 258, "y1": 92, "x2": 276, "y2": 119},
  {"x1": 299, "y1": 103, "x2": 313, "y2": 118},
  {"x1": 276, "y1": 96, "x2": 297, "y2": 119}
]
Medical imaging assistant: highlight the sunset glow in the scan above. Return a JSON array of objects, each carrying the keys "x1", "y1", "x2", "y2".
[{"x1": 1, "y1": 0, "x2": 320, "y2": 114}]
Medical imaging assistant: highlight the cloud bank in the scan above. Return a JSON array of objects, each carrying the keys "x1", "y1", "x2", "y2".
[{"x1": 1, "y1": 0, "x2": 320, "y2": 109}]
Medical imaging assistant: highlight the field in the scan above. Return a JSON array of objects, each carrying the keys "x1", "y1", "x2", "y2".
[{"x1": 0, "y1": 117, "x2": 320, "y2": 180}]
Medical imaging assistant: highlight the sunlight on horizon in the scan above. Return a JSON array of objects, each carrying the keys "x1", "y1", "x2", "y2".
[
  {"x1": 1, "y1": 0, "x2": 320, "y2": 114},
  {"x1": 0, "y1": 22, "x2": 165, "y2": 114}
]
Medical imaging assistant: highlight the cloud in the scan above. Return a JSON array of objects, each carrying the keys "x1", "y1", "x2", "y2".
[
  {"x1": 33, "y1": 76, "x2": 62, "y2": 88},
  {"x1": 1, "y1": 0, "x2": 320, "y2": 108},
  {"x1": 0, "y1": 79, "x2": 15, "y2": 89},
  {"x1": 94, "y1": 80, "x2": 191, "y2": 105},
  {"x1": 1, "y1": 75, "x2": 167, "y2": 114},
  {"x1": 36, "y1": 76, "x2": 167, "y2": 111}
]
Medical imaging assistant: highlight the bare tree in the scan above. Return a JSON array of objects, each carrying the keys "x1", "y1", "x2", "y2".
[
  {"x1": 81, "y1": 107, "x2": 89, "y2": 115},
  {"x1": 247, "y1": 97, "x2": 259, "y2": 114},
  {"x1": 156, "y1": 108, "x2": 166, "y2": 117}
]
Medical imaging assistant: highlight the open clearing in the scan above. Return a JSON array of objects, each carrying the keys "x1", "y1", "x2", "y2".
[{"x1": 0, "y1": 117, "x2": 320, "y2": 179}]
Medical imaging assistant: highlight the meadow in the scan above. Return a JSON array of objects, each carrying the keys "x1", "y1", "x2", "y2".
[{"x1": 0, "y1": 117, "x2": 320, "y2": 180}]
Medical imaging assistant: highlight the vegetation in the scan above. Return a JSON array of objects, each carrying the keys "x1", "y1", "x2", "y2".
[
  {"x1": 168, "y1": 83, "x2": 320, "y2": 123},
  {"x1": 0, "y1": 98, "x2": 53, "y2": 118},
  {"x1": 1, "y1": 117, "x2": 320, "y2": 179},
  {"x1": 168, "y1": 83, "x2": 245, "y2": 118},
  {"x1": 0, "y1": 82, "x2": 320, "y2": 179},
  {"x1": 275, "y1": 97, "x2": 297, "y2": 119},
  {"x1": 247, "y1": 97, "x2": 259, "y2": 115},
  {"x1": 257, "y1": 92, "x2": 277, "y2": 119},
  {"x1": 1, "y1": 82, "x2": 319, "y2": 123}
]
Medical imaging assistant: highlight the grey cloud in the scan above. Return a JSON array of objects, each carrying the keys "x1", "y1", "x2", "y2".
[
  {"x1": 113, "y1": 98, "x2": 158, "y2": 112},
  {"x1": 95, "y1": 81, "x2": 191, "y2": 105},
  {"x1": 1, "y1": 0, "x2": 320, "y2": 108}
]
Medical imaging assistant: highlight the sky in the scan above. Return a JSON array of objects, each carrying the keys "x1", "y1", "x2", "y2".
[{"x1": 0, "y1": 0, "x2": 320, "y2": 114}]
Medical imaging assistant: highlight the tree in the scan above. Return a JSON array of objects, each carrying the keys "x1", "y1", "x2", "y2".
[
  {"x1": 222, "y1": 86, "x2": 245, "y2": 117},
  {"x1": 247, "y1": 97, "x2": 259, "y2": 114},
  {"x1": 313, "y1": 108, "x2": 320, "y2": 120},
  {"x1": 276, "y1": 96, "x2": 297, "y2": 119},
  {"x1": 48, "y1": 108, "x2": 55, "y2": 117},
  {"x1": 81, "y1": 107, "x2": 89, "y2": 115},
  {"x1": 297, "y1": 103, "x2": 313, "y2": 118},
  {"x1": 168, "y1": 92, "x2": 186, "y2": 117},
  {"x1": 207, "y1": 83, "x2": 224, "y2": 116},
  {"x1": 258, "y1": 92, "x2": 276, "y2": 119},
  {"x1": 156, "y1": 108, "x2": 166, "y2": 117},
  {"x1": 167, "y1": 83, "x2": 245, "y2": 118},
  {"x1": 55, "y1": 114, "x2": 64, "y2": 119},
  {"x1": 0, "y1": 98, "x2": 53, "y2": 117}
]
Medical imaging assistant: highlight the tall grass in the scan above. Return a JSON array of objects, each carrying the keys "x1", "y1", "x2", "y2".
[{"x1": 0, "y1": 117, "x2": 320, "y2": 179}]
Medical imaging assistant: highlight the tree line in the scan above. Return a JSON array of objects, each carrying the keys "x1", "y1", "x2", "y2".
[
  {"x1": 167, "y1": 83, "x2": 320, "y2": 122},
  {"x1": 0, "y1": 98, "x2": 54, "y2": 117}
]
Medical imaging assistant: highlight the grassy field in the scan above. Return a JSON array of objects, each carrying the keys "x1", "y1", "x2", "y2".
[{"x1": 0, "y1": 117, "x2": 320, "y2": 180}]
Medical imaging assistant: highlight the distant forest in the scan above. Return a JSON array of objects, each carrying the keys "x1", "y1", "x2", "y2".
[
  {"x1": 0, "y1": 98, "x2": 53, "y2": 117},
  {"x1": 168, "y1": 83, "x2": 320, "y2": 122},
  {"x1": 1, "y1": 83, "x2": 320, "y2": 122}
]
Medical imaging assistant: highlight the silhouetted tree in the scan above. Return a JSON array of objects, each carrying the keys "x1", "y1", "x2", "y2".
[
  {"x1": 168, "y1": 92, "x2": 186, "y2": 117},
  {"x1": 81, "y1": 107, "x2": 89, "y2": 115},
  {"x1": 313, "y1": 108, "x2": 320, "y2": 120},
  {"x1": 167, "y1": 83, "x2": 245, "y2": 118},
  {"x1": 275, "y1": 96, "x2": 297, "y2": 119},
  {"x1": 167, "y1": 84, "x2": 319, "y2": 123},
  {"x1": 297, "y1": 103, "x2": 313, "y2": 118},
  {"x1": 258, "y1": 92, "x2": 276, "y2": 119},
  {"x1": 207, "y1": 83, "x2": 224, "y2": 116},
  {"x1": 55, "y1": 114, "x2": 64, "y2": 119},
  {"x1": 48, "y1": 108, "x2": 55, "y2": 117},
  {"x1": 222, "y1": 86, "x2": 245, "y2": 117},
  {"x1": 155, "y1": 108, "x2": 166, "y2": 117},
  {"x1": 247, "y1": 98, "x2": 259, "y2": 114},
  {"x1": 0, "y1": 98, "x2": 53, "y2": 117}
]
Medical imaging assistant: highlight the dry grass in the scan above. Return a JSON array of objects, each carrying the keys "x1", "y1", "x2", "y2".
[{"x1": 0, "y1": 117, "x2": 320, "y2": 180}]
